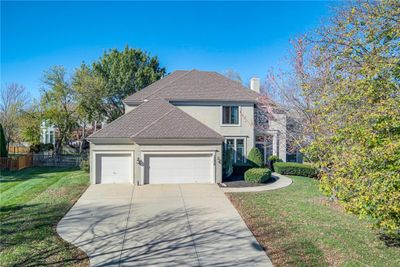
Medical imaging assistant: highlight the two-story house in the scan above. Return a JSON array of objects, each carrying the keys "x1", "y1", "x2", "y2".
[{"x1": 87, "y1": 70, "x2": 286, "y2": 185}]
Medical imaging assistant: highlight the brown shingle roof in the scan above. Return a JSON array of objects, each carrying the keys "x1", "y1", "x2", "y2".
[
  {"x1": 87, "y1": 97, "x2": 223, "y2": 141},
  {"x1": 124, "y1": 69, "x2": 258, "y2": 104}
]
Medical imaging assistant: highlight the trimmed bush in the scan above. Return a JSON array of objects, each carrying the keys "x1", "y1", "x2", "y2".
[
  {"x1": 274, "y1": 162, "x2": 317, "y2": 178},
  {"x1": 247, "y1": 147, "x2": 263, "y2": 167},
  {"x1": 267, "y1": 155, "x2": 283, "y2": 171},
  {"x1": 244, "y1": 168, "x2": 272, "y2": 183},
  {"x1": 232, "y1": 163, "x2": 253, "y2": 176}
]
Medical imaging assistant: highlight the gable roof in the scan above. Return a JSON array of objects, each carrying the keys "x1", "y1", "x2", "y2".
[
  {"x1": 87, "y1": 97, "x2": 223, "y2": 141},
  {"x1": 124, "y1": 69, "x2": 259, "y2": 104}
]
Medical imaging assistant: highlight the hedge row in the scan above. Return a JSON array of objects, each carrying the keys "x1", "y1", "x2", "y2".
[
  {"x1": 244, "y1": 168, "x2": 272, "y2": 183},
  {"x1": 273, "y1": 162, "x2": 317, "y2": 178}
]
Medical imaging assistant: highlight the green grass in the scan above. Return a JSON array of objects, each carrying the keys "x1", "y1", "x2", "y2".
[
  {"x1": 228, "y1": 176, "x2": 400, "y2": 267},
  {"x1": 0, "y1": 167, "x2": 90, "y2": 266}
]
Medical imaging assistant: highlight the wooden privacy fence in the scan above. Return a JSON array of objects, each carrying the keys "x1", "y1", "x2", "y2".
[
  {"x1": 1, "y1": 154, "x2": 83, "y2": 171},
  {"x1": 0, "y1": 154, "x2": 33, "y2": 171},
  {"x1": 8, "y1": 146, "x2": 31, "y2": 154}
]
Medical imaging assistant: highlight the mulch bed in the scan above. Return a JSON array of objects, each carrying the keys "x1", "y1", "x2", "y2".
[{"x1": 219, "y1": 175, "x2": 279, "y2": 188}]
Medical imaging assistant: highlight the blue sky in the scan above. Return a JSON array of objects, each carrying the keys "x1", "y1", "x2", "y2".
[{"x1": 1, "y1": 1, "x2": 334, "y2": 98}]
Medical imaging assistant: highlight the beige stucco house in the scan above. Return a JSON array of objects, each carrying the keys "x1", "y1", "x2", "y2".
[{"x1": 87, "y1": 70, "x2": 286, "y2": 185}]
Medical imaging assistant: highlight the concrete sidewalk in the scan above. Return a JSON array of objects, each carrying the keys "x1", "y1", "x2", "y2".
[
  {"x1": 57, "y1": 184, "x2": 272, "y2": 266},
  {"x1": 221, "y1": 173, "x2": 292, "y2": 193}
]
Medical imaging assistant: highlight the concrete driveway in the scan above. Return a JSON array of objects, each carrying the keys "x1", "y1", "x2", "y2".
[{"x1": 57, "y1": 184, "x2": 272, "y2": 266}]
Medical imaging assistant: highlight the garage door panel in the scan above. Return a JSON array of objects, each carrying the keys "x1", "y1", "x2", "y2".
[
  {"x1": 96, "y1": 154, "x2": 132, "y2": 184},
  {"x1": 145, "y1": 154, "x2": 213, "y2": 184}
]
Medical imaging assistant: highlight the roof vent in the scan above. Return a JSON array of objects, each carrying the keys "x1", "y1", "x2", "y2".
[{"x1": 250, "y1": 77, "x2": 260, "y2": 93}]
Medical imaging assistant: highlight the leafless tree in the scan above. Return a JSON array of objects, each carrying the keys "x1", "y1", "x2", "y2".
[
  {"x1": 264, "y1": 36, "x2": 317, "y2": 154},
  {"x1": 0, "y1": 83, "x2": 29, "y2": 148},
  {"x1": 224, "y1": 69, "x2": 243, "y2": 83}
]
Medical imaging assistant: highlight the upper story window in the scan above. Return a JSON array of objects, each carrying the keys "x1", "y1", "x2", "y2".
[{"x1": 222, "y1": 106, "x2": 239, "y2": 125}]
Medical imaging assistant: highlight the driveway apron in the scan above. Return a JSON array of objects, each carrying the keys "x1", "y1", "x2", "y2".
[{"x1": 57, "y1": 184, "x2": 272, "y2": 266}]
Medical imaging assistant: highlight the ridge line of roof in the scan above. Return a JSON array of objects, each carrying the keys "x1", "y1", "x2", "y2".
[
  {"x1": 86, "y1": 108, "x2": 136, "y2": 138},
  {"x1": 130, "y1": 104, "x2": 175, "y2": 138},
  {"x1": 139, "y1": 70, "x2": 194, "y2": 101},
  {"x1": 212, "y1": 71, "x2": 260, "y2": 99},
  {"x1": 87, "y1": 98, "x2": 159, "y2": 139}
]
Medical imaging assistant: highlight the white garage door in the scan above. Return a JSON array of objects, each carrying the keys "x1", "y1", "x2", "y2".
[
  {"x1": 96, "y1": 154, "x2": 132, "y2": 184},
  {"x1": 145, "y1": 154, "x2": 214, "y2": 184}
]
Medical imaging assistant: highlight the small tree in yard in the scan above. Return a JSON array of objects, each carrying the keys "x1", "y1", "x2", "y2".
[
  {"x1": 41, "y1": 66, "x2": 78, "y2": 154},
  {"x1": 0, "y1": 123, "x2": 8, "y2": 157},
  {"x1": 248, "y1": 147, "x2": 264, "y2": 167},
  {"x1": 19, "y1": 102, "x2": 42, "y2": 145}
]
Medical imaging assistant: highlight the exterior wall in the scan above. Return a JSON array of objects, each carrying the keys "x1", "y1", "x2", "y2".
[
  {"x1": 176, "y1": 103, "x2": 255, "y2": 159},
  {"x1": 268, "y1": 114, "x2": 287, "y2": 161}
]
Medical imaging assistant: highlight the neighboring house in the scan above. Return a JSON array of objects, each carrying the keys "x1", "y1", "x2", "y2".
[
  {"x1": 87, "y1": 70, "x2": 287, "y2": 185},
  {"x1": 40, "y1": 121, "x2": 56, "y2": 146}
]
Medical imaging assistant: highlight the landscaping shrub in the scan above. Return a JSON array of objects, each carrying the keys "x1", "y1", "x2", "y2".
[
  {"x1": 267, "y1": 155, "x2": 283, "y2": 171},
  {"x1": 80, "y1": 158, "x2": 90, "y2": 172},
  {"x1": 244, "y1": 168, "x2": 272, "y2": 183},
  {"x1": 232, "y1": 163, "x2": 253, "y2": 176},
  {"x1": 29, "y1": 143, "x2": 42, "y2": 153},
  {"x1": 274, "y1": 162, "x2": 317, "y2": 178},
  {"x1": 30, "y1": 143, "x2": 54, "y2": 153},
  {"x1": 42, "y1": 143, "x2": 54, "y2": 151},
  {"x1": 247, "y1": 147, "x2": 263, "y2": 167}
]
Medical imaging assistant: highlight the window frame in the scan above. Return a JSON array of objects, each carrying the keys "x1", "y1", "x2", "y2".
[
  {"x1": 224, "y1": 137, "x2": 247, "y2": 163},
  {"x1": 221, "y1": 105, "x2": 241, "y2": 126}
]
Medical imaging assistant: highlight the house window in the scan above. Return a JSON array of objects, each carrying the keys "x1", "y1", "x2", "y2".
[
  {"x1": 222, "y1": 106, "x2": 239, "y2": 125},
  {"x1": 236, "y1": 139, "x2": 244, "y2": 163},
  {"x1": 224, "y1": 137, "x2": 246, "y2": 163},
  {"x1": 49, "y1": 131, "x2": 54, "y2": 144}
]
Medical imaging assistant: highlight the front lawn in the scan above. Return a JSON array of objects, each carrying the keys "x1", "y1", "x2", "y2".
[
  {"x1": 228, "y1": 176, "x2": 400, "y2": 266},
  {"x1": 0, "y1": 167, "x2": 90, "y2": 266}
]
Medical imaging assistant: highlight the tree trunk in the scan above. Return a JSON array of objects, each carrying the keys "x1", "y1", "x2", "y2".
[
  {"x1": 79, "y1": 122, "x2": 86, "y2": 154},
  {"x1": 55, "y1": 139, "x2": 62, "y2": 155}
]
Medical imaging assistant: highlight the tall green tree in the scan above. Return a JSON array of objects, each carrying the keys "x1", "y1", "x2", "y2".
[
  {"x1": 41, "y1": 66, "x2": 78, "y2": 154},
  {"x1": 0, "y1": 123, "x2": 8, "y2": 157},
  {"x1": 74, "y1": 46, "x2": 166, "y2": 122},
  {"x1": 299, "y1": 1, "x2": 400, "y2": 238},
  {"x1": 18, "y1": 102, "x2": 42, "y2": 145},
  {"x1": 73, "y1": 64, "x2": 105, "y2": 123}
]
